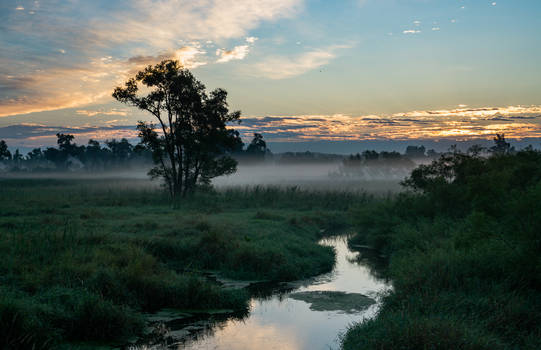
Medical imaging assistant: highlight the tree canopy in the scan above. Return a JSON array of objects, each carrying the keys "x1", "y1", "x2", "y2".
[
  {"x1": 113, "y1": 60, "x2": 242, "y2": 197},
  {"x1": 0, "y1": 140, "x2": 11, "y2": 161}
]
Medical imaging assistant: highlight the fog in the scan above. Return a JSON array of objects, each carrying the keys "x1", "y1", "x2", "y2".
[
  {"x1": 0, "y1": 160, "x2": 412, "y2": 193},
  {"x1": 212, "y1": 162, "x2": 407, "y2": 193}
]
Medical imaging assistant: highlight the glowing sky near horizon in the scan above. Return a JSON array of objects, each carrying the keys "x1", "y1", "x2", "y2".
[{"x1": 1, "y1": 0, "x2": 540, "y2": 147}]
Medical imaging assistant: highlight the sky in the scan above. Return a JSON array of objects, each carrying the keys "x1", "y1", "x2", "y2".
[{"x1": 1, "y1": 0, "x2": 541, "y2": 152}]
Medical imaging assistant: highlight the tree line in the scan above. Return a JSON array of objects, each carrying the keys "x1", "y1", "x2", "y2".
[
  {"x1": 0, "y1": 132, "x2": 273, "y2": 173},
  {"x1": 0, "y1": 135, "x2": 150, "y2": 172}
]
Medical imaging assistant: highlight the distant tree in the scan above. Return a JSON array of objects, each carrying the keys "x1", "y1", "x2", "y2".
[
  {"x1": 246, "y1": 133, "x2": 268, "y2": 155},
  {"x1": 12, "y1": 149, "x2": 23, "y2": 163},
  {"x1": 56, "y1": 133, "x2": 75, "y2": 153},
  {"x1": 491, "y1": 134, "x2": 513, "y2": 155},
  {"x1": 106, "y1": 138, "x2": 133, "y2": 163},
  {"x1": 350, "y1": 153, "x2": 362, "y2": 161},
  {"x1": 380, "y1": 151, "x2": 402, "y2": 160},
  {"x1": 467, "y1": 144, "x2": 485, "y2": 157},
  {"x1": 405, "y1": 145, "x2": 426, "y2": 159},
  {"x1": 85, "y1": 139, "x2": 106, "y2": 170},
  {"x1": 426, "y1": 149, "x2": 440, "y2": 159},
  {"x1": 362, "y1": 150, "x2": 379, "y2": 161},
  {"x1": 26, "y1": 148, "x2": 43, "y2": 161},
  {"x1": 113, "y1": 59, "x2": 242, "y2": 197},
  {"x1": 44, "y1": 147, "x2": 66, "y2": 169},
  {"x1": 0, "y1": 140, "x2": 11, "y2": 161}
]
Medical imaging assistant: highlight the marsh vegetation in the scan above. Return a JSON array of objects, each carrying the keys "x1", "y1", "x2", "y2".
[
  {"x1": 343, "y1": 147, "x2": 541, "y2": 350},
  {"x1": 1, "y1": 142, "x2": 540, "y2": 349},
  {"x1": 0, "y1": 179, "x2": 366, "y2": 348}
]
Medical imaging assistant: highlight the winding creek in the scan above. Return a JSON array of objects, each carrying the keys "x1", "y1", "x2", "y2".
[{"x1": 128, "y1": 236, "x2": 391, "y2": 350}]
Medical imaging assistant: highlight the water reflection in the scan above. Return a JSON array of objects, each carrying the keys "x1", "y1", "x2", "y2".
[{"x1": 128, "y1": 236, "x2": 390, "y2": 350}]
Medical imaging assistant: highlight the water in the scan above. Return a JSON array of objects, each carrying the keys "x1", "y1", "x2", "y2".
[{"x1": 130, "y1": 236, "x2": 390, "y2": 350}]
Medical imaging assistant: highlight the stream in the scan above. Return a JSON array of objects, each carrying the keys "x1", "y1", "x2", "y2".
[{"x1": 128, "y1": 236, "x2": 390, "y2": 350}]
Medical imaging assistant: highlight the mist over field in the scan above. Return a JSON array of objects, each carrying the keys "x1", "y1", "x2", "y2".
[
  {"x1": 0, "y1": 161, "x2": 408, "y2": 194},
  {"x1": 213, "y1": 162, "x2": 406, "y2": 192}
]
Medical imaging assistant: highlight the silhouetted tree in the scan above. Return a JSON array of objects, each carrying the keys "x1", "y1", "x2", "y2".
[
  {"x1": 85, "y1": 139, "x2": 105, "y2": 170},
  {"x1": 426, "y1": 149, "x2": 440, "y2": 159},
  {"x1": 405, "y1": 145, "x2": 426, "y2": 159},
  {"x1": 12, "y1": 149, "x2": 23, "y2": 168},
  {"x1": 246, "y1": 133, "x2": 268, "y2": 155},
  {"x1": 362, "y1": 150, "x2": 379, "y2": 161},
  {"x1": 380, "y1": 151, "x2": 402, "y2": 160},
  {"x1": 44, "y1": 147, "x2": 66, "y2": 169},
  {"x1": 56, "y1": 133, "x2": 75, "y2": 153},
  {"x1": 0, "y1": 140, "x2": 11, "y2": 161},
  {"x1": 491, "y1": 134, "x2": 513, "y2": 155},
  {"x1": 106, "y1": 138, "x2": 133, "y2": 163},
  {"x1": 467, "y1": 144, "x2": 485, "y2": 156},
  {"x1": 113, "y1": 60, "x2": 242, "y2": 197},
  {"x1": 26, "y1": 148, "x2": 43, "y2": 161}
]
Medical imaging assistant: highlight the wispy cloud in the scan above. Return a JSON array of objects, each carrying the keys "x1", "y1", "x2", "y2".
[
  {"x1": 216, "y1": 45, "x2": 250, "y2": 63},
  {"x1": 250, "y1": 45, "x2": 352, "y2": 79},
  {"x1": 403, "y1": 30, "x2": 421, "y2": 34},
  {"x1": 76, "y1": 109, "x2": 129, "y2": 117}
]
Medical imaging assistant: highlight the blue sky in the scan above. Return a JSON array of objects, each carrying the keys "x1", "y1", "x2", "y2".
[{"x1": 1, "y1": 0, "x2": 540, "y2": 149}]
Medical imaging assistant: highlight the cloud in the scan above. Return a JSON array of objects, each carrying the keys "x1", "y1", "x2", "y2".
[
  {"x1": 403, "y1": 30, "x2": 421, "y2": 34},
  {"x1": 250, "y1": 45, "x2": 351, "y2": 79},
  {"x1": 126, "y1": 46, "x2": 207, "y2": 69},
  {"x1": 0, "y1": 124, "x2": 138, "y2": 144},
  {"x1": 174, "y1": 46, "x2": 208, "y2": 68},
  {"x1": 0, "y1": 0, "x2": 302, "y2": 117},
  {"x1": 216, "y1": 45, "x2": 250, "y2": 63},
  {"x1": 216, "y1": 36, "x2": 259, "y2": 63},
  {"x1": 76, "y1": 109, "x2": 129, "y2": 117},
  {"x1": 3, "y1": 105, "x2": 541, "y2": 148},
  {"x1": 236, "y1": 105, "x2": 541, "y2": 142}
]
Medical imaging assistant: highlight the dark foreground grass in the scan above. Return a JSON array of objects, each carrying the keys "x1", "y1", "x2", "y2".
[
  {"x1": 343, "y1": 150, "x2": 541, "y2": 350},
  {"x1": 0, "y1": 179, "x2": 366, "y2": 348}
]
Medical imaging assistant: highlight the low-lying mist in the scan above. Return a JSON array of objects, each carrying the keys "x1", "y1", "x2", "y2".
[
  {"x1": 213, "y1": 162, "x2": 408, "y2": 193},
  {"x1": 0, "y1": 161, "x2": 411, "y2": 193}
]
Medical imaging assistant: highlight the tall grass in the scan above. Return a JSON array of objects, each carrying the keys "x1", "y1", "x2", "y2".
[{"x1": 0, "y1": 179, "x2": 364, "y2": 348}]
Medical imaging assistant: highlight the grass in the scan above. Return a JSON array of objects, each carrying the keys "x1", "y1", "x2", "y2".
[
  {"x1": 0, "y1": 178, "x2": 366, "y2": 348},
  {"x1": 342, "y1": 150, "x2": 541, "y2": 350}
]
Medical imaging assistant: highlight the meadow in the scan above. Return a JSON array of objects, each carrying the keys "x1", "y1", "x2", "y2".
[
  {"x1": 0, "y1": 178, "x2": 368, "y2": 349},
  {"x1": 1, "y1": 148, "x2": 540, "y2": 350}
]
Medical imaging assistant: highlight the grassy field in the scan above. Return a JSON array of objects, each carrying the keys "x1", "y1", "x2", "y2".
[
  {"x1": 0, "y1": 178, "x2": 369, "y2": 349},
  {"x1": 343, "y1": 150, "x2": 541, "y2": 350}
]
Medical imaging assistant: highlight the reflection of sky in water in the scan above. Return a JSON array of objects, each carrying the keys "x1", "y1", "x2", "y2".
[
  {"x1": 300, "y1": 236, "x2": 387, "y2": 295},
  {"x1": 178, "y1": 236, "x2": 390, "y2": 350}
]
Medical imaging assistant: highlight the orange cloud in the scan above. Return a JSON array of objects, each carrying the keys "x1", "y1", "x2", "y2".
[{"x1": 239, "y1": 106, "x2": 541, "y2": 141}]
